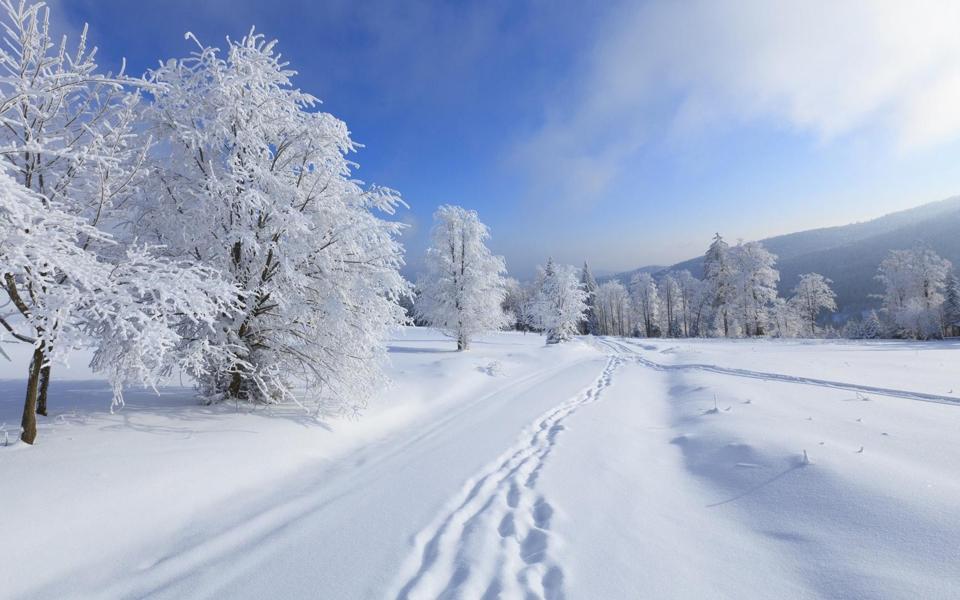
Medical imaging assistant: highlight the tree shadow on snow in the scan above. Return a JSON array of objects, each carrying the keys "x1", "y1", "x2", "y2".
[
  {"x1": 0, "y1": 378, "x2": 336, "y2": 441},
  {"x1": 387, "y1": 345, "x2": 458, "y2": 354}
]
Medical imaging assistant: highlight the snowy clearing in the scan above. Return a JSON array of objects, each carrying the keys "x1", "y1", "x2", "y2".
[{"x1": 2, "y1": 329, "x2": 959, "y2": 599}]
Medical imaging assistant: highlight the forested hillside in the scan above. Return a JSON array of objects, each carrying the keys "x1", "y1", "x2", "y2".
[{"x1": 609, "y1": 196, "x2": 960, "y2": 318}]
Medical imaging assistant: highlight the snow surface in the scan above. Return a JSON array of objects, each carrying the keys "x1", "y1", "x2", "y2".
[{"x1": 2, "y1": 330, "x2": 959, "y2": 599}]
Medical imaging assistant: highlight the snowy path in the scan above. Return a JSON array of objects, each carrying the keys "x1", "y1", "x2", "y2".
[
  {"x1": 49, "y1": 335, "x2": 609, "y2": 600},
  {"x1": 391, "y1": 356, "x2": 623, "y2": 599},
  {"x1": 390, "y1": 337, "x2": 960, "y2": 599},
  {"x1": 600, "y1": 338, "x2": 960, "y2": 405},
  {"x1": 573, "y1": 338, "x2": 960, "y2": 598}
]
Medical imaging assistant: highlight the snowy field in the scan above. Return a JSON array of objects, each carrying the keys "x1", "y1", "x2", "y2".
[{"x1": 2, "y1": 329, "x2": 959, "y2": 599}]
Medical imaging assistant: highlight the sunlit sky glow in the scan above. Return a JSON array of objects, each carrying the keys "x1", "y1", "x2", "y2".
[{"x1": 55, "y1": 0, "x2": 960, "y2": 278}]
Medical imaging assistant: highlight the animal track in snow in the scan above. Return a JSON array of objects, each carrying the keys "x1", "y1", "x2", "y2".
[{"x1": 393, "y1": 356, "x2": 623, "y2": 600}]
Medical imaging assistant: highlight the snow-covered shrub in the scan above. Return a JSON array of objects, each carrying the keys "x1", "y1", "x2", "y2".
[
  {"x1": 860, "y1": 310, "x2": 884, "y2": 339},
  {"x1": 841, "y1": 320, "x2": 863, "y2": 339}
]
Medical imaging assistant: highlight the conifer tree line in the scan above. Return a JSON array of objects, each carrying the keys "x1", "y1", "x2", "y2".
[
  {"x1": 496, "y1": 234, "x2": 842, "y2": 341},
  {"x1": 488, "y1": 233, "x2": 960, "y2": 344}
]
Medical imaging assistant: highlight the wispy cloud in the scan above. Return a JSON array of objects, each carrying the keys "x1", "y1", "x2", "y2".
[{"x1": 514, "y1": 0, "x2": 960, "y2": 204}]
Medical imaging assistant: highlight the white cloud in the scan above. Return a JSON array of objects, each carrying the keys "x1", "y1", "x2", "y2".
[{"x1": 514, "y1": 0, "x2": 960, "y2": 202}]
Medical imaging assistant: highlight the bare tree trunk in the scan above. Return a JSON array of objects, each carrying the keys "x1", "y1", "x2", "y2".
[
  {"x1": 37, "y1": 361, "x2": 51, "y2": 416},
  {"x1": 457, "y1": 333, "x2": 468, "y2": 351},
  {"x1": 229, "y1": 370, "x2": 244, "y2": 399},
  {"x1": 21, "y1": 347, "x2": 43, "y2": 444}
]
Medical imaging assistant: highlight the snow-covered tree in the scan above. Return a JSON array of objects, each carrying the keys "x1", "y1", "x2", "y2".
[
  {"x1": 417, "y1": 205, "x2": 507, "y2": 350},
  {"x1": 139, "y1": 31, "x2": 409, "y2": 410},
  {"x1": 841, "y1": 320, "x2": 863, "y2": 339},
  {"x1": 658, "y1": 272, "x2": 681, "y2": 337},
  {"x1": 875, "y1": 250, "x2": 914, "y2": 321},
  {"x1": 580, "y1": 261, "x2": 599, "y2": 335},
  {"x1": 630, "y1": 272, "x2": 659, "y2": 337},
  {"x1": 0, "y1": 1, "x2": 236, "y2": 443},
  {"x1": 791, "y1": 273, "x2": 837, "y2": 336},
  {"x1": 731, "y1": 241, "x2": 779, "y2": 336},
  {"x1": 0, "y1": 169, "x2": 107, "y2": 442},
  {"x1": 768, "y1": 297, "x2": 801, "y2": 338},
  {"x1": 676, "y1": 270, "x2": 708, "y2": 337},
  {"x1": 703, "y1": 234, "x2": 737, "y2": 336},
  {"x1": 944, "y1": 273, "x2": 960, "y2": 337},
  {"x1": 398, "y1": 290, "x2": 419, "y2": 325},
  {"x1": 502, "y1": 277, "x2": 536, "y2": 332},
  {"x1": 876, "y1": 247, "x2": 951, "y2": 339},
  {"x1": 861, "y1": 310, "x2": 884, "y2": 339},
  {"x1": 594, "y1": 280, "x2": 631, "y2": 336},
  {"x1": 0, "y1": 166, "x2": 236, "y2": 443},
  {"x1": 532, "y1": 260, "x2": 588, "y2": 344},
  {"x1": 0, "y1": 0, "x2": 138, "y2": 432}
]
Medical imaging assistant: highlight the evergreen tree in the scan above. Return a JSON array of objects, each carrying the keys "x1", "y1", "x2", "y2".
[
  {"x1": 580, "y1": 262, "x2": 600, "y2": 334},
  {"x1": 703, "y1": 234, "x2": 737, "y2": 336},
  {"x1": 861, "y1": 310, "x2": 884, "y2": 339},
  {"x1": 944, "y1": 273, "x2": 960, "y2": 337},
  {"x1": 533, "y1": 260, "x2": 588, "y2": 344}
]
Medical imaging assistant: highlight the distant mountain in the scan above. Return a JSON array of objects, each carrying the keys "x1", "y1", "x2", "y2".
[
  {"x1": 603, "y1": 264, "x2": 665, "y2": 282},
  {"x1": 607, "y1": 196, "x2": 960, "y2": 319}
]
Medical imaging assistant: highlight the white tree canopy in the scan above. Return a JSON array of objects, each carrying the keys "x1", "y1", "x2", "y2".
[
  {"x1": 791, "y1": 273, "x2": 837, "y2": 336},
  {"x1": 533, "y1": 260, "x2": 588, "y2": 344},
  {"x1": 630, "y1": 272, "x2": 659, "y2": 337},
  {"x1": 580, "y1": 261, "x2": 599, "y2": 334},
  {"x1": 704, "y1": 233, "x2": 737, "y2": 336},
  {"x1": 732, "y1": 241, "x2": 779, "y2": 337},
  {"x1": 0, "y1": 1, "x2": 236, "y2": 443},
  {"x1": 594, "y1": 280, "x2": 631, "y2": 337},
  {"x1": 137, "y1": 30, "x2": 409, "y2": 412},
  {"x1": 876, "y1": 247, "x2": 951, "y2": 339},
  {"x1": 416, "y1": 205, "x2": 508, "y2": 350}
]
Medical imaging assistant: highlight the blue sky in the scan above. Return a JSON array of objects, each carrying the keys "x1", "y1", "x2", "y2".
[{"x1": 53, "y1": 0, "x2": 960, "y2": 279}]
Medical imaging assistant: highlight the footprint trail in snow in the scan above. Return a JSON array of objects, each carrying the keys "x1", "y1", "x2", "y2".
[{"x1": 393, "y1": 356, "x2": 623, "y2": 600}]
